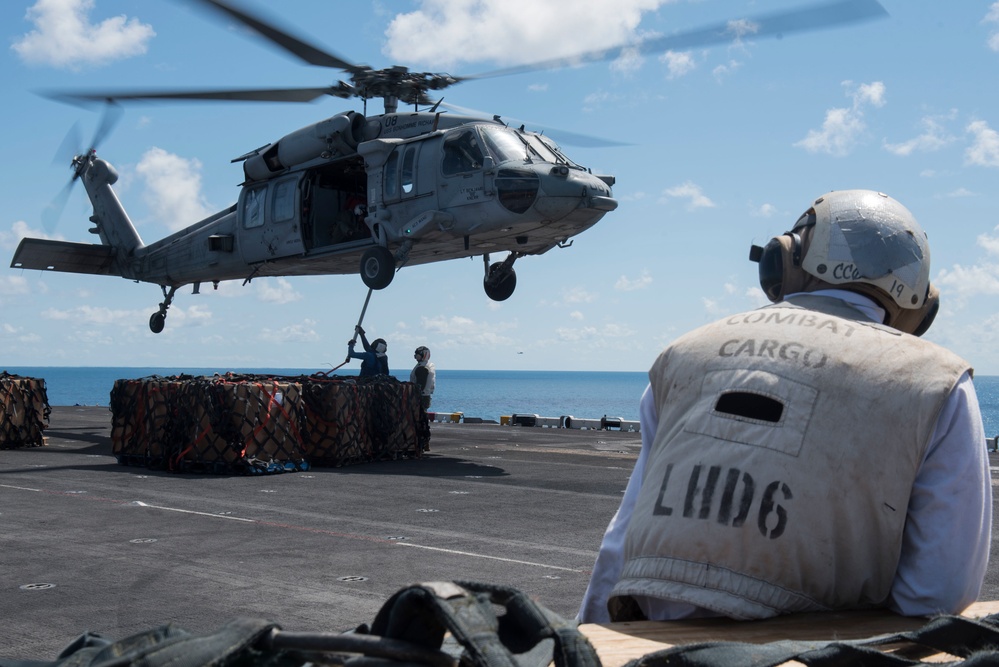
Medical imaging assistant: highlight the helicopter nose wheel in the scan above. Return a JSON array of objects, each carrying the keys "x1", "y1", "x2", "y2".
[
  {"x1": 149, "y1": 285, "x2": 178, "y2": 334},
  {"x1": 360, "y1": 246, "x2": 395, "y2": 290},
  {"x1": 483, "y1": 253, "x2": 518, "y2": 302}
]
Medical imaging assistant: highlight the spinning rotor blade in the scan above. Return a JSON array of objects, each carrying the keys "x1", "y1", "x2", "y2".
[
  {"x1": 38, "y1": 0, "x2": 886, "y2": 112},
  {"x1": 464, "y1": 0, "x2": 887, "y2": 81},
  {"x1": 441, "y1": 102, "x2": 632, "y2": 148},
  {"x1": 43, "y1": 86, "x2": 345, "y2": 105},
  {"x1": 43, "y1": 102, "x2": 123, "y2": 232},
  {"x1": 186, "y1": 0, "x2": 363, "y2": 72}
]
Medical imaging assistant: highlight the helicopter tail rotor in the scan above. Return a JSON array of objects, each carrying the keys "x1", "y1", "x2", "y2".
[{"x1": 43, "y1": 102, "x2": 123, "y2": 232}]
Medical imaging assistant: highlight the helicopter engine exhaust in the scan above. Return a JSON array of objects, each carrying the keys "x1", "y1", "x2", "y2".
[{"x1": 243, "y1": 111, "x2": 368, "y2": 182}]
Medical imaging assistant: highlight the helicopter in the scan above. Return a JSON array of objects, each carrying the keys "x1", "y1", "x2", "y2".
[{"x1": 9, "y1": 0, "x2": 886, "y2": 334}]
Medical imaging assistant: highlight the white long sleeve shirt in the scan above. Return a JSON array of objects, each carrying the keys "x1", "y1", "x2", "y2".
[{"x1": 579, "y1": 291, "x2": 992, "y2": 623}]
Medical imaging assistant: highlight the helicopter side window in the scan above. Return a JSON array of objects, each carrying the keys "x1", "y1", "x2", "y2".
[
  {"x1": 384, "y1": 150, "x2": 399, "y2": 199},
  {"x1": 442, "y1": 130, "x2": 483, "y2": 175},
  {"x1": 401, "y1": 147, "x2": 416, "y2": 194},
  {"x1": 243, "y1": 186, "x2": 265, "y2": 229},
  {"x1": 272, "y1": 180, "x2": 296, "y2": 223}
]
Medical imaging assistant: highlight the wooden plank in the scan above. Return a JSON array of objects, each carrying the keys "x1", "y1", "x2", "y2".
[{"x1": 579, "y1": 601, "x2": 999, "y2": 667}]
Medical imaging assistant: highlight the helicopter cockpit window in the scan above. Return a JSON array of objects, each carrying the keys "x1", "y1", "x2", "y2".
[
  {"x1": 272, "y1": 180, "x2": 295, "y2": 223},
  {"x1": 442, "y1": 130, "x2": 484, "y2": 175},
  {"x1": 524, "y1": 134, "x2": 561, "y2": 164},
  {"x1": 243, "y1": 186, "x2": 265, "y2": 229},
  {"x1": 479, "y1": 125, "x2": 531, "y2": 164}
]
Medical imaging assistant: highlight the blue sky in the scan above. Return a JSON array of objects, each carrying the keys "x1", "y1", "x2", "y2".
[{"x1": 3, "y1": 0, "x2": 999, "y2": 374}]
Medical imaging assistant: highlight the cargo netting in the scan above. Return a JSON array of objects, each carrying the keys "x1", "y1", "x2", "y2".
[
  {"x1": 0, "y1": 372, "x2": 51, "y2": 449},
  {"x1": 109, "y1": 373, "x2": 430, "y2": 474}
]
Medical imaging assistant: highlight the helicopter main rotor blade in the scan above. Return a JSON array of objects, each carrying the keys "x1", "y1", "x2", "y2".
[
  {"x1": 463, "y1": 0, "x2": 887, "y2": 81},
  {"x1": 41, "y1": 86, "x2": 347, "y2": 105},
  {"x1": 441, "y1": 102, "x2": 632, "y2": 148},
  {"x1": 184, "y1": 0, "x2": 364, "y2": 73}
]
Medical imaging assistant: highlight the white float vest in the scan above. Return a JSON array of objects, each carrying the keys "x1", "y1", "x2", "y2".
[
  {"x1": 609, "y1": 295, "x2": 970, "y2": 620},
  {"x1": 411, "y1": 362, "x2": 436, "y2": 396}
]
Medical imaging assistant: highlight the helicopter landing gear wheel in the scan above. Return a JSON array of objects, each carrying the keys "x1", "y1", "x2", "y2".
[
  {"x1": 484, "y1": 262, "x2": 517, "y2": 301},
  {"x1": 148, "y1": 285, "x2": 178, "y2": 334},
  {"x1": 360, "y1": 246, "x2": 395, "y2": 290},
  {"x1": 149, "y1": 311, "x2": 166, "y2": 334}
]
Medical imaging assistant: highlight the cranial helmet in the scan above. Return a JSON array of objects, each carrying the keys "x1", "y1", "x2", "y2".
[
  {"x1": 373, "y1": 338, "x2": 388, "y2": 355},
  {"x1": 749, "y1": 190, "x2": 938, "y2": 336},
  {"x1": 414, "y1": 346, "x2": 430, "y2": 362}
]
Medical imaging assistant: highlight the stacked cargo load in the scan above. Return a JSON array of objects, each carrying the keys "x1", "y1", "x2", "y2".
[
  {"x1": 110, "y1": 373, "x2": 429, "y2": 474},
  {"x1": 0, "y1": 371, "x2": 50, "y2": 449}
]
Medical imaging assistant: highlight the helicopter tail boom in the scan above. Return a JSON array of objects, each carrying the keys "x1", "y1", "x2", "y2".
[{"x1": 80, "y1": 155, "x2": 144, "y2": 253}]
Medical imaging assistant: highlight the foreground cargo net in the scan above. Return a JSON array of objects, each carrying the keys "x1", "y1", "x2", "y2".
[
  {"x1": 0, "y1": 371, "x2": 50, "y2": 449},
  {"x1": 109, "y1": 373, "x2": 430, "y2": 474}
]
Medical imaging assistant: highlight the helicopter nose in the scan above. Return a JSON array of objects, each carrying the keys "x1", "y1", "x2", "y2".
[{"x1": 533, "y1": 170, "x2": 616, "y2": 219}]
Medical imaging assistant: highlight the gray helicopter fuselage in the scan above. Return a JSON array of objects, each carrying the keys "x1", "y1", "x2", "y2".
[
  {"x1": 56, "y1": 111, "x2": 616, "y2": 287},
  {"x1": 11, "y1": 110, "x2": 616, "y2": 333}
]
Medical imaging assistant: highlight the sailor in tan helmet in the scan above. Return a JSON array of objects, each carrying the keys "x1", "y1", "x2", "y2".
[{"x1": 580, "y1": 190, "x2": 991, "y2": 623}]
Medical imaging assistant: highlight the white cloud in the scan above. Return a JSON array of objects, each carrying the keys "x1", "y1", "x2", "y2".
[
  {"x1": 751, "y1": 203, "x2": 778, "y2": 218},
  {"x1": 555, "y1": 322, "x2": 634, "y2": 343},
  {"x1": 1, "y1": 220, "x2": 64, "y2": 250},
  {"x1": 41, "y1": 304, "x2": 144, "y2": 326},
  {"x1": 0, "y1": 275, "x2": 31, "y2": 297},
  {"x1": 883, "y1": 111, "x2": 957, "y2": 156},
  {"x1": 12, "y1": 0, "x2": 155, "y2": 70},
  {"x1": 611, "y1": 46, "x2": 645, "y2": 76},
  {"x1": 712, "y1": 59, "x2": 742, "y2": 82},
  {"x1": 660, "y1": 50, "x2": 695, "y2": 79},
  {"x1": 382, "y1": 0, "x2": 663, "y2": 69},
  {"x1": 726, "y1": 18, "x2": 760, "y2": 40},
  {"x1": 985, "y1": 2, "x2": 999, "y2": 51},
  {"x1": 259, "y1": 319, "x2": 320, "y2": 343},
  {"x1": 965, "y1": 120, "x2": 999, "y2": 167},
  {"x1": 935, "y1": 262, "x2": 999, "y2": 304},
  {"x1": 570, "y1": 310, "x2": 584, "y2": 321},
  {"x1": 615, "y1": 270, "x2": 652, "y2": 291},
  {"x1": 257, "y1": 278, "x2": 302, "y2": 305},
  {"x1": 421, "y1": 315, "x2": 516, "y2": 347},
  {"x1": 562, "y1": 286, "x2": 599, "y2": 303},
  {"x1": 794, "y1": 81, "x2": 886, "y2": 156},
  {"x1": 660, "y1": 181, "x2": 715, "y2": 210},
  {"x1": 135, "y1": 147, "x2": 214, "y2": 231},
  {"x1": 0, "y1": 323, "x2": 41, "y2": 344},
  {"x1": 978, "y1": 232, "x2": 999, "y2": 256}
]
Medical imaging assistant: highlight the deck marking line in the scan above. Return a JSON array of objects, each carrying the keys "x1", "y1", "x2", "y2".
[
  {"x1": 132, "y1": 501, "x2": 256, "y2": 522},
  {"x1": 0, "y1": 484, "x2": 41, "y2": 492},
  {"x1": 395, "y1": 542, "x2": 585, "y2": 573}
]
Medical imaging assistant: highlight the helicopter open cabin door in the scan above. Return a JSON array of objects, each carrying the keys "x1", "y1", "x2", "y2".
[{"x1": 238, "y1": 173, "x2": 306, "y2": 264}]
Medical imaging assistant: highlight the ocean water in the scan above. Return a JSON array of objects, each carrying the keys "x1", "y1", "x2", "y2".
[
  {"x1": 5, "y1": 366, "x2": 999, "y2": 435},
  {"x1": 1, "y1": 367, "x2": 650, "y2": 423}
]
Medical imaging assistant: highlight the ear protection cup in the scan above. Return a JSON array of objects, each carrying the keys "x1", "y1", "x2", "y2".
[
  {"x1": 891, "y1": 283, "x2": 939, "y2": 337},
  {"x1": 753, "y1": 232, "x2": 803, "y2": 303}
]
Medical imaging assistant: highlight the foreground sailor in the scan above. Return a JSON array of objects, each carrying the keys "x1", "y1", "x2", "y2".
[
  {"x1": 579, "y1": 190, "x2": 992, "y2": 623},
  {"x1": 411, "y1": 346, "x2": 436, "y2": 410},
  {"x1": 347, "y1": 326, "x2": 390, "y2": 377}
]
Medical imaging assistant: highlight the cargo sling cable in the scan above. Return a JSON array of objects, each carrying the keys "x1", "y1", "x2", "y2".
[{"x1": 329, "y1": 287, "x2": 374, "y2": 373}]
